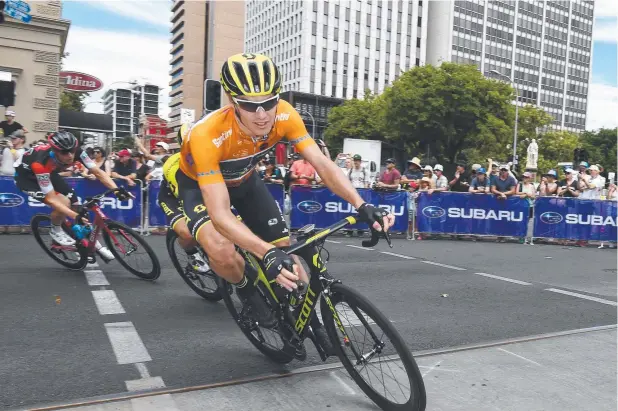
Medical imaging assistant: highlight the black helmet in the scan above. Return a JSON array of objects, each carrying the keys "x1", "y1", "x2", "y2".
[{"x1": 48, "y1": 131, "x2": 78, "y2": 151}]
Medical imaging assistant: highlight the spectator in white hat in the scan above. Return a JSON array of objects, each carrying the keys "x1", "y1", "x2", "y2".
[
  {"x1": 557, "y1": 168, "x2": 580, "y2": 197},
  {"x1": 0, "y1": 129, "x2": 26, "y2": 175},
  {"x1": 579, "y1": 165, "x2": 603, "y2": 200},
  {"x1": 0, "y1": 110, "x2": 28, "y2": 138},
  {"x1": 428, "y1": 164, "x2": 448, "y2": 194},
  {"x1": 539, "y1": 169, "x2": 559, "y2": 196},
  {"x1": 133, "y1": 136, "x2": 169, "y2": 169},
  {"x1": 422, "y1": 165, "x2": 437, "y2": 186}
]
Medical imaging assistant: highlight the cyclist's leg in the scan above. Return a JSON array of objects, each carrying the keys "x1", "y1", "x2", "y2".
[
  {"x1": 230, "y1": 172, "x2": 309, "y2": 284},
  {"x1": 176, "y1": 169, "x2": 244, "y2": 283},
  {"x1": 48, "y1": 172, "x2": 80, "y2": 223},
  {"x1": 157, "y1": 181, "x2": 195, "y2": 249}
]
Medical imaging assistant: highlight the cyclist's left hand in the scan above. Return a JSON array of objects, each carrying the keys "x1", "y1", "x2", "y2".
[
  {"x1": 262, "y1": 247, "x2": 299, "y2": 292},
  {"x1": 113, "y1": 188, "x2": 133, "y2": 201},
  {"x1": 358, "y1": 203, "x2": 395, "y2": 232}
]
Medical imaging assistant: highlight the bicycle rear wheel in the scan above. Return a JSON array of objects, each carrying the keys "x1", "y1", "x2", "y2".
[
  {"x1": 321, "y1": 283, "x2": 426, "y2": 411},
  {"x1": 31, "y1": 214, "x2": 87, "y2": 270},
  {"x1": 166, "y1": 229, "x2": 221, "y2": 301},
  {"x1": 103, "y1": 221, "x2": 161, "y2": 280}
]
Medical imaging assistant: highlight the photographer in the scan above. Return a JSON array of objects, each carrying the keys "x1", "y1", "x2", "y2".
[{"x1": 0, "y1": 130, "x2": 26, "y2": 175}]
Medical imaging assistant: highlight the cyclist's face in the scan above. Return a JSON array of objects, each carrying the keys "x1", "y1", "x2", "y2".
[
  {"x1": 55, "y1": 149, "x2": 76, "y2": 164},
  {"x1": 235, "y1": 94, "x2": 278, "y2": 136}
]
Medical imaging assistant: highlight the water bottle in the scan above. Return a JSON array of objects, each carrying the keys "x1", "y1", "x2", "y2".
[{"x1": 71, "y1": 224, "x2": 92, "y2": 246}]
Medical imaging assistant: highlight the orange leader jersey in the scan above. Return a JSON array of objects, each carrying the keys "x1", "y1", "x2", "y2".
[{"x1": 180, "y1": 99, "x2": 316, "y2": 187}]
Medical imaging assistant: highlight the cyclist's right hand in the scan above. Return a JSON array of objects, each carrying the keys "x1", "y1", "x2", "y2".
[
  {"x1": 262, "y1": 247, "x2": 299, "y2": 292},
  {"x1": 113, "y1": 187, "x2": 133, "y2": 201},
  {"x1": 357, "y1": 202, "x2": 394, "y2": 232}
]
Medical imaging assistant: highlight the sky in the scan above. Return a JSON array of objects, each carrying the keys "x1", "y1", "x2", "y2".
[{"x1": 62, "y1": 0, "x2": 618, "y2": 131}]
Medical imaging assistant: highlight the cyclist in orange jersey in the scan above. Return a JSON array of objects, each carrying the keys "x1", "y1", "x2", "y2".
[{"x1": 176, "y1": 53, "x2": 394, "y2": 328}]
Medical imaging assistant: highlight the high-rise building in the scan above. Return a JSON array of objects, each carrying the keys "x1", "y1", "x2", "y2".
[
  {"x1": 426, "y1": 0, "x2": 594, "y2": 132},
  {"x1": 102, "y1": 83, "x2": 160, "y2": 139},
  {"x1": 168, "y1": 0, "x2": 245, "y2": 136},
  {"x1": 245, "y1": 0, "x2": 428, "y2": 100}
]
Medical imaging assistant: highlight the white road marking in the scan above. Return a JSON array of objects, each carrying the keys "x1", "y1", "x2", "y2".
[
  {"x1": 497, "y1": 348, "x2": 542, "y2": 366},
  {"x1": 545, "y1": 288, "x2": 618, "y2": 306},
  {"x1": 421, "y1": 360, "x2": 443, "y2": 377},
  {"x1": 135, "y1": 362, "x2": 151, "y2": 378},
  {"x1": 86, "y1": 262, "x2": 99, "y2": 269},
  {"x1": 125, "y1": 376, "x2": 166, "y2": 392},
  {"x1": 381, "y1": 251, "x2": 416, "y2": 260},
  {"x1": 330, "y1": 371, "x2": 357, "y2": 395},
  {"x1": 326, "y1": 239, "x2": 341, "y2": 244},
  {"x1": 84, "y1": 270, "x2": 109, "y2": 286},
  {"x1": 421, "y1": 260, "x2": 466, "y2": 271},
  {"x1": 92, "y1": 290, "x2": 125, "y2": 315},
  {"x1": 346, "y1": 244, "x2": 373, "y2": 251},
  {"x1": 474, "y1": 272, "x2": 532, "y2": 286},
  {"x1": 104, "y1": 322, "x2": 152, "y2": 364},
  {"x1": 130, "y1": 394, "x2": 179, "y2": 411}
]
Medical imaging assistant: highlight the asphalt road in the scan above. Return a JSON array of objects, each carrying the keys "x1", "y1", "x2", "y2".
[{"x1": 0, "y1": 233, "x2": 615, "y2": 410}]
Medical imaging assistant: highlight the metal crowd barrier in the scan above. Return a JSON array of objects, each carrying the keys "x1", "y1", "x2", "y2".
[{"x1": 0, "y1": 176, "x2": 614, "y2": 243}]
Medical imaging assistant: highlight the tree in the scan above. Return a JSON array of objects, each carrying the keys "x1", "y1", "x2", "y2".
[
  {"x1": 580, "y1": 128, "x2": 617, "y2": 172},
  {"x1": 112, "y1": 135, "x2": 135, "y2": 151},
  {"x1": 513, "y1": 104, "x2": 554, "y2": 168},
  {"x1": 381, "y1": 63, "x2": 514, "y2": 164},
  {"x1": 534, "y1": 130, "x2": 580, "y2": 174},
  {"x1": 323, "y1": 91, "x2": 386, "y2": 153}
]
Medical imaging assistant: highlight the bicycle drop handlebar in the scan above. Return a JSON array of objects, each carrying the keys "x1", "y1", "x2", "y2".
[{"x1": 75, "y1": 188, "x2": 131, "y2": 224}]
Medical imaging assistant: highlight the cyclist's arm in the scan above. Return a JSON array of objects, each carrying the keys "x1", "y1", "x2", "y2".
[
  {"x1": 200, "y1": 182, "x2": 274, "y2": 259},
  {"x1": 90, "y1": 165, "x2": 119, "y2": 190},
  {"x1": 300, "y1": 144, "x2": 364, "y2": 209}
]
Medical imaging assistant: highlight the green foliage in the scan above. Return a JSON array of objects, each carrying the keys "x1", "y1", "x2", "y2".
[
  {"x1": 580, "y1": 128, "x2": 617, "y2": 172},
  {"x1": 534, "y1": 131, "x2": 580, "y2": 175},
  {"x1": 112, "y1": 136, "x2": 135, "y2": 151},
  {"x1": 323, "y1": 91, "x2": 386, "y2": 153},
  {"x1": 60, "y1": 91, "x2": 86, "y2": 111}
]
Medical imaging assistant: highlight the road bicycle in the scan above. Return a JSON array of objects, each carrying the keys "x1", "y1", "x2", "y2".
[
  {"x1": 30, "y1": 189, "x2": 161, "y2": 280},
  {"x1": 217, "y1": 216, "x2": 426, "y2": 411},
  {"x1": 166, "y1": 229, "x2": 221, "y2": 301}
]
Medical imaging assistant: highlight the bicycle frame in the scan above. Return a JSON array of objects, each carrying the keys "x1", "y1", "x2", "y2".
[{"x1": 247, "y1": 216, "x2": 359, "y2": 342}]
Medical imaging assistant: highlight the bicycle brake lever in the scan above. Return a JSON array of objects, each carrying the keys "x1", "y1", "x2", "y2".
[
  {"x1": 383, "y1": 230, "x2": 393, "y2": 248},
  {"x1": 362, "y1": 230, "x2": 381, "y2": 248}
]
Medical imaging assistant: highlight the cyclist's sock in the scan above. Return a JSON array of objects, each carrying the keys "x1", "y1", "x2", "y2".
[{"x1": 234, "y1": 274, "x2": 255, "y2": 298}]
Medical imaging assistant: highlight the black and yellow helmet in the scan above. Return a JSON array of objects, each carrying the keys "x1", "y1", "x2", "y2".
[
  {"x1": 220, "y1": 53, "x2": 282, "y2": 97},
  {"x1": 177, "y1": 123, "x2": 191, "y2": 146}
]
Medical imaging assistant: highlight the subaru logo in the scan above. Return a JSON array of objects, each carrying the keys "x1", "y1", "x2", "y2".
[
  {"x1": 0, "y1": 193, "x2": 24, "y2": 207},
  {"x1": 540, "y1": 211, "x2": 563, "y2": 225},
  {"x1": 422, "y1": 206, "x2": 445, "y2": 219},
  {"x1": 297, "y1": 200, "x2": 322, "y2": 213}
]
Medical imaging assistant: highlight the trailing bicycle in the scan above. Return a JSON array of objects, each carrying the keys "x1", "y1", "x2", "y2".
[
  {"x1": 217, "y1": 215, "x2": 426, "y2": 411},
  {"x1": 166, "y1": 229, "x2": 222, "y2": 301},
  {"x1": 31, "y1": 188, "x2": 161, "y2": 280}
]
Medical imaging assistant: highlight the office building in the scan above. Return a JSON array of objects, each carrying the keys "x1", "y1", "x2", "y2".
[
  {"x1": 426, "y1": 0, "x2": 594, "y2": 131},
  {"x1": 280, "y1": 91, "x2": 344, "y2": 141},
  {"x1": 102, "y1": 83, "x2": 160, "y2": 139},
  {"x1": 0, "y1": 1, "x2": 70, "y2": 141},
  {"x1": 168, "y1": 0, "x2": 245, "y2": 136},
  {"x1": 245, "y1": 0, "x2": 428, "y2": 100}
]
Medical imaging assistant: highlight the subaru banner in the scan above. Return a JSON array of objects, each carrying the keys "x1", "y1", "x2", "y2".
[
  {"x1": 416, "y1": 192, "x2": 529, "y2": 237},
  {"x1": 0, "y1": 177, "x2": 142, "y2": 227},
  {"x1": 290, "y1": 186, "x2": 408, "y2": 232},
  {"x1": 147, "y1": 181, "x2": 286, "y2": 227},
  {"x1": 533, "y1": 197, "x2": 617, "y2": 241}
]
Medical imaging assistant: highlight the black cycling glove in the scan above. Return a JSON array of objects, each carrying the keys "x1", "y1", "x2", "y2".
[
  {"x1": 114, "y1": 188, "x2": 131, "y2": 201},
  {"x1": 262, "y1": 247, "x2": 295, "y2": 281},
  {"x1": 357, "y1": 203, "x2": 388, "y2": 229}
]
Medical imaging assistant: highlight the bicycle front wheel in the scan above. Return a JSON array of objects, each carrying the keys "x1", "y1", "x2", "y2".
[
  {"x1": 321, "y1": 283, "x2": 426, "y2": 411},
  {"x1": 31, "y1": 214, "x2": 87, "y2": 270},
  {"x1": 103, "y1": 221, "x2": 161, "y2": 280},
  {"x1": 166, "y1": 229, "x2": 221, "y2": 301}
]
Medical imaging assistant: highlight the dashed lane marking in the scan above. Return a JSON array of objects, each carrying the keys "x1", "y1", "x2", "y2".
[
  {"x1": 421, "y1": 260, "x2": 466, "y2": 271},
  {"x1": 104, "y1": 322, "x2": 152, "y2": 364},
  {"x1": 326, "y1": 239, "x2": 341, "y2": 244},
  {"x1": 346, "y1": 244, "x2": 374, "y2": 251},
  {"x1": 84, "y1": 270, "x2": 110, "y2": 286},
  {"x1": 474, "y1": 272, "x2": 532, "y2": 286},
  {"x1": 380, "y1": 251, "x2": 416, "y2": 260},
  {"x1": 545, "y1": 288, "x2": 618, "y2": 306},
  {"x1": 92, "y1": 290, "x2": 126, "y2": 315}
]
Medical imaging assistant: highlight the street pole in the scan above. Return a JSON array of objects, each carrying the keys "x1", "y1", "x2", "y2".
[{"x1": 490, "y1": 70, "x2": 519, "y2": 168}]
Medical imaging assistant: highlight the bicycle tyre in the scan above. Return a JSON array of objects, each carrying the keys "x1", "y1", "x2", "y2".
[
  {"x1": 30, "y1": 214, "x2": 88, "y2": 270},
  {"x1": 103, "y1": 221, "x2": 161, "y2": 280},
  {"x1": 166, "y1": 229, "x2": 222, "y2": 301},
  {"x1": 321, "y1": 283, "x2": 426, "y2": 411},
  {"x1": 215, "y1": 275, "x2": 295, "y2": 364}
]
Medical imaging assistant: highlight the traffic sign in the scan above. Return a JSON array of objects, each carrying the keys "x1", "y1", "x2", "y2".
[
  {"x1": 6, "y1": 0, "x2": 30, "y2": 14},
  {"x1": 4, "y1": 6, "x2": 31, "y2": 23}
]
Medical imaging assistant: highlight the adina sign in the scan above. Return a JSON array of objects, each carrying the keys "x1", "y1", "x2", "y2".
[{"x1": 59, "y1": 71, "x2": 103, "y2": 92}]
